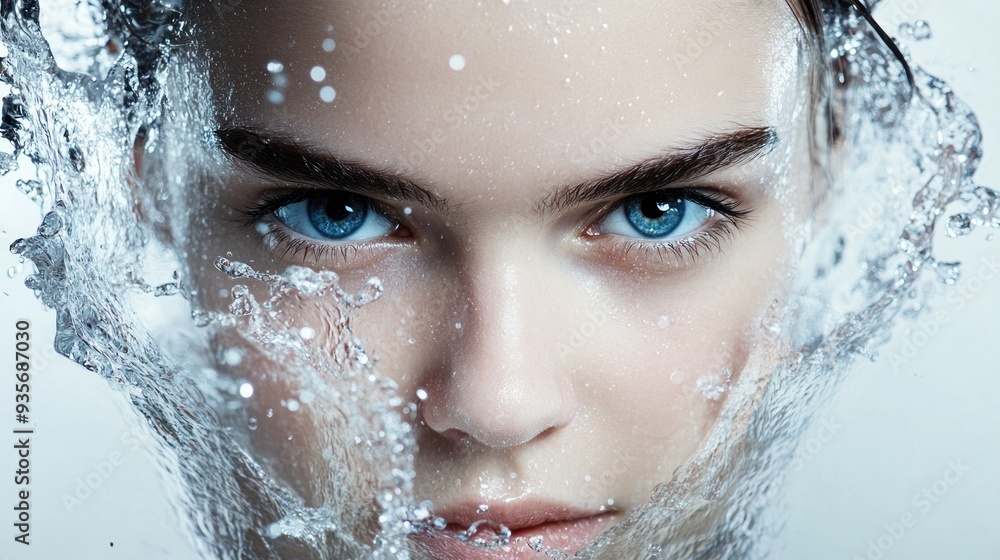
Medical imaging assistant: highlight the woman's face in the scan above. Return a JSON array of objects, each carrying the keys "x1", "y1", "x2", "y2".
[{"x1": 182, "y1": 0, "x2": 813, "y2": 555}]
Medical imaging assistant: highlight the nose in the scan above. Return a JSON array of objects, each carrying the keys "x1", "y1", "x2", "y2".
[{"x1": 421, "y1": 259, "x2": 578, "y2": 448}]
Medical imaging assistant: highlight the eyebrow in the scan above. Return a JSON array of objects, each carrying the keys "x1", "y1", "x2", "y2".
[
  {"x1": 215, "y1": 125, "x2": 776, "y2": 215},
  {"x1": 541, "y1": 126, "x2": 777, "y2": 214},
  {"x1": 215, "y1": 126, "x2": 449, "y2": 212}
]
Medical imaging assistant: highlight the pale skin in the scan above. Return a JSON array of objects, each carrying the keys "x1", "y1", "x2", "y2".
[{"x1": 175, "y1": 0, "x2": 816, "y2": 556}]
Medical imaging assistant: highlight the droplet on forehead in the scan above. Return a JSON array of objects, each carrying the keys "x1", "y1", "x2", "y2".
[
  {"x1": 320, "y1": 86, "x2": 337, "y2": 103},
  {"x1": 449, "y1": 54, "x2": 466, "y2": 71},
  {"x1": 310, "y1": 66, "x2": 326, "y2": 82}
]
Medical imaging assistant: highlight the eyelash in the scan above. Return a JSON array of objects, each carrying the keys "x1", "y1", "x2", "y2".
[{"x1": 236, "y1": 188, "x2": 752, "y2": 267}]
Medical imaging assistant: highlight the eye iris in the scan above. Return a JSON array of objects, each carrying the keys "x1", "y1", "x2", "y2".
[
  {"x1": 624, "y1": 192, "x2": 686, "y2": 238},
  {"x1": 306, "y1": 193, "x2": 367, "y2": 239}
]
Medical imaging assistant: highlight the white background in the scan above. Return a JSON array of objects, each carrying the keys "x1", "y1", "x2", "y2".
[{"x1": 2, "y1": 1, "x2": 998, "y2": 558}]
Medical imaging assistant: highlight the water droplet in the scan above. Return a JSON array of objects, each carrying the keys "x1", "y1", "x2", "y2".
[
  {"x1": 265, "y1": 522, "x2": 282, "y2": 538},
  {"x1": 670, "y1": 371, "x2": 685, "y2": 385},
  {"x1": 315, "y1": 84, "x2": 336, "y2": 103},
  {"x1": 403, "y1": 206, "x2": 412, "y2": 215},
  {"x1": 455, "y1": 322, "x2": 462, "y2": 329},
  {"x1": 934, "y1": 261, "x2": 961, "y2": 285},
  {"x1": 267, "y1": 90, "x2": 285, "y2": 104},
  {"x1": 224, "y1": 347, "x2": 244, "y2": 366},
  {"x1": 476, "y1": 504, "x2": 489, "y2": 514},
  {"x1": 310, "y1": 66, "x2": 326, "y2": 82},
  {"x1": 238, "y1": 382, "x2": 254, "y2": 398},
  {"x1": 322, "y1": 38, "x2": 336, "y2": 52},
  {"x1": 248, "y1": 417, "x2": 258, "y2": 430},
  {"x1": 300, "y1": 326, "x2": 316, "y2": 340},
  {"x1": 527, "y1": 536, "x2": 544, "y2": 551},
  {"x1": 299, "y1": 390, "x2": 315, "y2": 404},
  {"x1": 415, "y1": 388, "x2": 428, "y2": 400},
  {"x1": 899, "y1": 20, "x2": 933, "y2": 41},
  {"x1": 285, "y1": 399, "x2": 300, "y2": 412},
  {"x1": 657, "y1": 315, "x2": 670, "y2": 328},
  {"x1": 946, "y1": 212, "x2": 974, "y2": 237},
  {"x1": 449, "y1": 54, "x2": 466, "y2": 71},
  {"x1": 266, "y1": 60, "x2": 284, "y2": 73},
  {"x1": 697, "y1": 375, "x2": 726, "y2": 400}
]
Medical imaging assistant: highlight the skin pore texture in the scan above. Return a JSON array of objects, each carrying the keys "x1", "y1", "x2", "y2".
[{"x1": 177, "y1": 0, "x2": 816, "y2": 556}]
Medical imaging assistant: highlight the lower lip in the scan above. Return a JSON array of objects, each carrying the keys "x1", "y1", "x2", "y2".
[{"x1": 411, "y1": 513, "x2": 618, "y2": 559}]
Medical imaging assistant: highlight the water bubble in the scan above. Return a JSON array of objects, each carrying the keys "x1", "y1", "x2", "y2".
[
  {"x1": 449, "y1": 54, "x2": 466, "y2": 71},
  {"x1": 310, "y1": 66, "x2": 326, "y2": 82},
  {"x1": 946, "y1": 212, "x2": 974, "y2": 237},
  {"x1": 527, "y1": 536, "x2": 544, "y2": 551},
  {"x1": 697, "y1": 375, "x2": 726, "y2": 400},
  {"x1": 899, "y1": 20, "x2": 933, "y2": 41},
  {"x1": 238, "y1": 382, "x2": 254, "y2": 399},
  {"x1": 934, "y1": 261, "x2": 961, "y2": 285},
  {"x1": 320, "y1": 86, "x2": 336, "y2": 103},
  {"x1": 322, "y1": 38, "x2": 336, "y2": 52},
  {"x1": 0, "y1": 152, "x2": 17, "y2": 175}
]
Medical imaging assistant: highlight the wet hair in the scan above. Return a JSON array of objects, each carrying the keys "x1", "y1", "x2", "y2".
[{"x1": 784, "y1": 0, "x2": 913, "y2": 150}]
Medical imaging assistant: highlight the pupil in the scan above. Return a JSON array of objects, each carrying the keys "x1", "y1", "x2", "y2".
[
  {"x1": 625, "y1": 192, "x2": 686, "y2": 238},
  {"x1": 324, "y1": 198, "x2": 353, "y2": 221},
  {"x1": 307, "y1": 192, "x2": 367, "y2": 239}
]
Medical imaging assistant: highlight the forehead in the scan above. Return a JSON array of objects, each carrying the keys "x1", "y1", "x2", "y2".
[{"x1": 200, "y1": 1, "x2": 804, "y2": 193}]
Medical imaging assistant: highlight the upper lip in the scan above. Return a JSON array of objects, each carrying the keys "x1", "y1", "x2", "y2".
[{"x1": 432, "y1": 500, "x2": 611, "y2": 531}]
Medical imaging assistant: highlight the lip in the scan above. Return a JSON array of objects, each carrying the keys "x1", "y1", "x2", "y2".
[{"x1": 411, "y1": 501, "x2": 619, "y2": 559}]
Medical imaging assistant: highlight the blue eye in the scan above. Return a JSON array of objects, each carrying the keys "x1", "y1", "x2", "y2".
[
  {"x1": 274, "y1": 192, "x2": 396, "y2": 242},
  {"x1": 599, "y1": 191, "x2": 715, "y2": 240}
]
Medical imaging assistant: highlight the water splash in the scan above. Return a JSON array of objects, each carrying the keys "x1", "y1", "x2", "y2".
[{"x1": 1, "y1": 1, "x2": 994, "y2": 559}]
